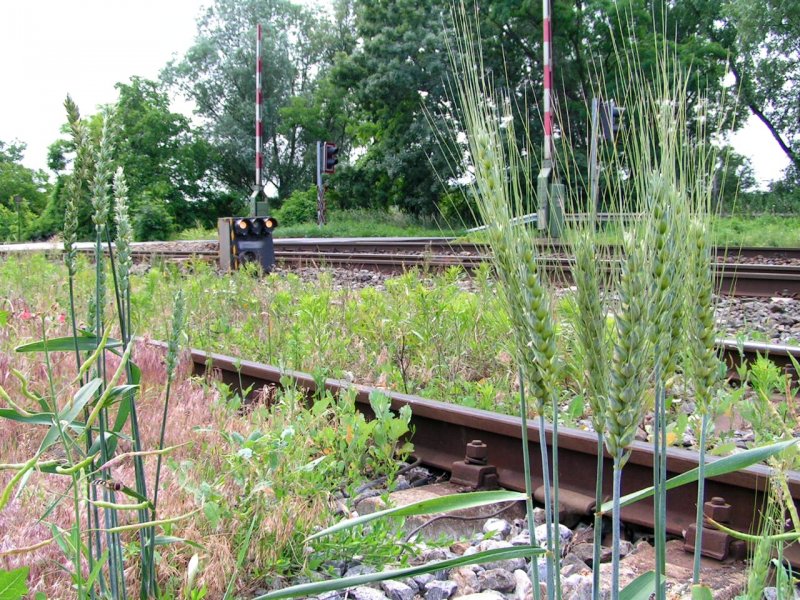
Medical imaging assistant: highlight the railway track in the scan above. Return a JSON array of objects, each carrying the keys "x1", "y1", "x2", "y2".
[
  {"x1": 2, "y1": 238, "x2": 800, "y2": 297},
  {"x1": 159, "y1": 338, "x2": 800, "y2": 568}
]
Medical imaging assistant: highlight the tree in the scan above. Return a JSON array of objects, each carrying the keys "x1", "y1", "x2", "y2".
[
  {"x1": 0, "y1": 140, "x2": 50, "y2": 240},
  {"x1": 164, "y1": 0, "x2": 331, "y2": 203},
  {"x1": 0, "y1": 140, "x2": 49, "y2": 213},
  {"x1": 113, "y1": 77, "x2": 234, "y2": 228},
  {"x1": 41, "y1": 79, "x2": 238, "y2": 240},
  {"x1": 726, "y1": 0, "x2": 800, "y2": 173}
]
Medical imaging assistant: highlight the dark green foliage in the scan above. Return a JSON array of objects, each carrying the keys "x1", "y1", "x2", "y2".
[
  {"x1": 163, "y1": 0, "x2": 333, "y2": 202},
  {"x1": 0, "y1": 140, "x2": 50, "y2": 241},
  {"x1": 727, "y1": 0, "x2": 800, "y2": 172},
  {"x1": 134, "y1": 196, "x2": 177, "y2": 241},
  {"x1": 277, "y1": 185, "x2": 317, "y2": 225}
]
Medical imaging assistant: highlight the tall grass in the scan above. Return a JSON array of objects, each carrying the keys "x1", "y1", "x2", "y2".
[
  {"x1": 443, "y1": 1, "x2": 791, "y2": 598},
  {"x1": 0, "y1": 98, "x2": 189, "y2": 598}
]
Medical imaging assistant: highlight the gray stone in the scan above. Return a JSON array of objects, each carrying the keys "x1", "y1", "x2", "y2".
[
  {"x1": 449, "y1": 567, "x2": 480, "y2": 595},
  {"x1": 571, "y1": 542, "x2": 612, "y2": 566},
  {"x1": 532, "y1": 508, "x2": 546, "y2": 526},
  {"x1": 321, "y1": 560, "x2": 347, "y2": 577},
  {"x1": 455, "y1": 594, "x2": 506, "y2": 600},
  {"x1": 483, "y1": 518, "x2": 512, "y2": 538},
  {"x1": 413, "y1": 574, "x2": 436, "y2": 589},
  {"x1": 350, "y1": 587, "x2": 389, "y2": 600},
  {"x1": 379, "y1": 580, "x2": 415, "y2": 600},
  {"x1": 561, "y1": 574, "x2": 593, "y2": 600},
  {"x1": 560, "y1": 553, "x2": 590, "y2": 578},
  {"x1": 400, "y1": 578, "x2": 419, "y2": 594},
  {"x1": 316, "y1": 592, "x2": 342, "y2": 600},
  {"x1": 762, "y1": 588, "x2": 777, "y2": 600},
  {"x1": 512, "y1": 569, "x2": 532, "y2": 600},
  {"x1": 463, "y1": 539, "x2": 511, "y2": 557},
  {"x1": 345, "y1": 565, "x2": 377, "y2": 578},
  {"x1": 508, "y1": 531, "x2": 531, "y2": 546},
  {"x1": 484, "y1": 557, "x2": 527, "y2": 573},
  {"x1": 393, "y1": 476, "x2": 411, "y2": 491},
  {"x1": 533, "y1": 523, "x2": 573, "y2": 548},
  {"x1": 420, "y1": 548, "x2": 456, "y2": 562},
  {"x1": 477, "y1": 569, "x2": 516, "y2": 593},
  {"x1": 424, "y1": 579, "x2": 458, "y2": 600},
  {"x1": 618, "y1": 540, "x2": 634, "y2": 558}
]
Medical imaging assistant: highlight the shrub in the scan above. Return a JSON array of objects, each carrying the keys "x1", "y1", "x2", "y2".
[
  {"x1": 134, "y1": 195, "x2": 176, "y2": 241},
  {"x1": 276, "y1": 185, "x2": 317, "y2": 226}
]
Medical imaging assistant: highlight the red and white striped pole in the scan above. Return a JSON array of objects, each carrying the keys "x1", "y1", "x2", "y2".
[
  {"x1": 254, "y1": 23, "x2": 264, "y2": 213},
  {"x1": 542, "y1": 0, "x2": 553, "y2": 166}
]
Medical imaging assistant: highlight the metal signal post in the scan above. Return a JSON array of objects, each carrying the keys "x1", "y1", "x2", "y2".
[
  {"x1": 537, "y1": 0, "x2": 564, "y2": 237},
  {"x1": 250, "y1": 23, "x2": 266, "y2": 216},
  {"x1": 316, "y1": 141, "x2": 339, "y2": 226}
]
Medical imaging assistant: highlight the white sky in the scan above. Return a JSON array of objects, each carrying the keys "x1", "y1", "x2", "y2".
[{"x1": 0, "y1": 1, "x2": 791, "y2": 189}]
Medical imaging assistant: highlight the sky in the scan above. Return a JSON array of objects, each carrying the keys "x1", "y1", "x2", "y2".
[{"x1": 0, "y1": 1, "x2": 791, "y2": 189}]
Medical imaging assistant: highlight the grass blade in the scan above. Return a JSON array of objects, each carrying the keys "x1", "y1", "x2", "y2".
[
  {"x1": 600, "y1": 439, "x2": 797, "y2": 513},
  {"x1": 253, "y1": 546, "x2": 546, "y2": 600},
  {"x1": 620, "y1": 571, "x2": 658, "y2": 600},
  {"x1": 307, "y1": 490, "x2": 526, "y2": 540},
  {"x1": 15, "y1": 336, "x2": 122, "y2": 353}
]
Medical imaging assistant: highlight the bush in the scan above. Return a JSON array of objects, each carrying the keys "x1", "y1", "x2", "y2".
[
  {"x1": 134, "y1": 197, "x2": 176, "y2": 241},
  {"x1": 276, "y1": 186, "x2": 317, "y2": 226}
]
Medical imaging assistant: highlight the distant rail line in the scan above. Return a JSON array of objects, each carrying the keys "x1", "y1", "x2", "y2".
[{"x1": 2, "y1": 237, "x2": 800, "y2": 297}]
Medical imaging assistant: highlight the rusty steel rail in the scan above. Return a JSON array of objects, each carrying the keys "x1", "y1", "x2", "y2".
[
  {"x1": 3, "y1": 239, "x2": 799, "y2": 297},
  {"x1": 273, "y1": 251, "x2": 800, "y2": 298},
  {"x1": 166, "y1": 341, "x2": 800, "y2": 567}
]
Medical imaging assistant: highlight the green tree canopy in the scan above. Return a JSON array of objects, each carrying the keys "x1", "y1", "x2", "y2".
[
  {"x1": 163, "y1": 0, "x2": 332, "y2": 203},
  {"x1": 726, "y1": 0, "x2": 800, "y2": 174}
]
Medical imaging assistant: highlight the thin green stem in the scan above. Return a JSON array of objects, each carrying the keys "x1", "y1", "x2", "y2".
[
  {"x1": 538, "y1": 412, "x2": 555, "y2": 600},
  {"x1": 43, "y1": 320, "x2": 86, "y2": 597},
  {"x1": 550, "y1": 392, "x2": 561, "y2": 600},
  {"x1": 692, "y1": 412, "x2": 709, "y2": 583},
  {"x1": 592, "y1": 435, "x2": 604, "y2": 597},
  {"x1": 104, "y1": 228, "x2": 152, "y2": 597},
  {"x1": 611, "y1": 453, "x2": 623, "y2": 600},
  {"x1": 518, "y1": 375, "x2": 542, "y2": 600},
  {"x1": 654, "y1": 374, "x2": 665, "y2": 600}
]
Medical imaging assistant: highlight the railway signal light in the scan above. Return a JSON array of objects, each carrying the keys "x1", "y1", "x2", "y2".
[
  {"x1": 599, "y1": 100, "x2": 624, "y2": 141},
  {"x1": 323, "y1": 142, "x2": 339, "y2": 174},
  {"x1": 220, "y1": 216, "x2": 277, "y2": 272}
]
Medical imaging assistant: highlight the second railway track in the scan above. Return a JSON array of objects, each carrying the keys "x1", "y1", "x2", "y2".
[{"x1": 2, "y1": 237, "x2": 800, "y2": 297}]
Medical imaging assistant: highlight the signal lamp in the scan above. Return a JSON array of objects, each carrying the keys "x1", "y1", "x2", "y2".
[
  {"x1": 235, "y1": 219, "x2": 250, "y2": 235},
  {"x1": 264, "y1": 217, "x2": 277, "y2": 230}
]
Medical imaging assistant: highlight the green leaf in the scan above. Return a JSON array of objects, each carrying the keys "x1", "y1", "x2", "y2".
[
  {"x1": 253, "y1": 546, "x2": 546, "y2": 600},
  {"x1": 308, "y1": 490, "x2": 526, "y2": 540},
  {"x1": 0, "y1": 409, "x2": 54, "y2": 425},
  {"x1": 619, "y1": 571, "x2": 657, "y2": 600},
  {"x1": 15, "y1": 335, "x2": 121, "y2": 353},
  {"x1": 600, "y1": 439, "x2": 797, "y2": 513},
  {"x1": 0, "y1": 566, "x2": 29, "y2": 600},
  {"x1": 83, "y1": 549, "x2": 108, "y2": 591},
  {"x1": 59, "y1": 378, "x2": 103, "y2": 424},
  {"x1": 0, "y1": 310, "x2": 9, "y2": 328},
  {"x1": 691, "y1": 584, "x2": 714, "y2": 600}
]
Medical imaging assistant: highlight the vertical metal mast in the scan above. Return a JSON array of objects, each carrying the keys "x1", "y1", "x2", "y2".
[
  {"x1": 251, "y1": 23, "x2": 264, "y2": 216},
  {"x1": 542, "y1": 0, "x2": 553, "y2": 168},
  {"x1": 536, "y1": 0, "x2": 556, "y2": 232}
]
